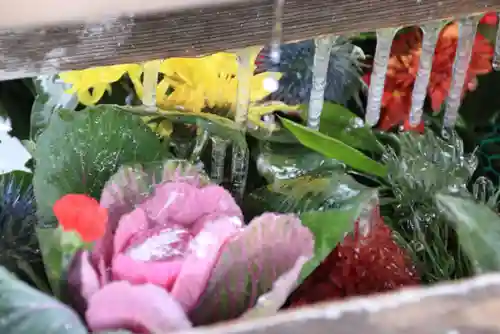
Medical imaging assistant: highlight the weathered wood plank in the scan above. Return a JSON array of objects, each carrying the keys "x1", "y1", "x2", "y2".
[
  {"x1": 1, "y1": 0, "x2": 500, "y2": 81},
  {"x1": 180, "y1": 274, "x2": 500, "y2": 334}
]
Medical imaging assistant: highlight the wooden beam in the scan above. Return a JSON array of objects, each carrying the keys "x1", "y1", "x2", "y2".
[
  {"x1": 179, "y1": 273, "x2": 500, "y2": 334},
  {"x1": 1, "y1": 0, "x2": 500, "y2": 81}
]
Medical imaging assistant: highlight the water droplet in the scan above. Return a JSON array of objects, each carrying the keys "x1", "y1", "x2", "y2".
[
  {"x1": 409, "y1": 22, "x2": 445, "y2": 126},
  {"x1": 365, "y1": 27, "x2": 400, "y2": 126},
  {"x1": 307, "y1": 35, "x2": 338, "y2": 130},
  {"x1": 443, "y1": 15, "x2": 480, "y2": 128},
  {"x1": 263, "y1": 77, "x2": 279, "y2": 92}
]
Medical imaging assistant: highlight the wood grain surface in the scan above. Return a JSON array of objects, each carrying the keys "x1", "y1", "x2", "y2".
[
  {"x1": 1, "y1": 0, "x2": 500, "y2": 80},
  {"x1": 178, "y1": 273, "x2": 500, "y2": 334}
]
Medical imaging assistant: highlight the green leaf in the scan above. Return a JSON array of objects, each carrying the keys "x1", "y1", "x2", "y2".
[
  {"x1": 279, "y1": 116, "x2": 387, "y2": 177},
  {"x1": 300, "y1": 103, "x2": 384, "y2": 153},
  {"x1": 0, "y1": 266, "x2": 87, "y2": 334},
  {"x1": 248, "y1": 168, "x2": 372, "y2": 214},
  {"x1": 116, "y1": 105, "x2": 246, "y2": 147},
  {"x1": 33, "y1": 105, "x2": 169, "y2": 224},
  {"x1": 299, "y1": 189, "x2": 375, "y2": 281},
  {"x1": 255, "y1": 141, "x2": 343, "y2": 183},
  {"x1": 435, "y1": 193, "x2": 500, "y2": 273},
  {"x1": 33, "y1": 105, "x2": 169, "y2": 293}
]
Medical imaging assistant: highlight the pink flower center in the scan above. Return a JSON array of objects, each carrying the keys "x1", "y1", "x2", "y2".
[{"x1": 126, "y1": 227, "x2": 192, "y2": 262}]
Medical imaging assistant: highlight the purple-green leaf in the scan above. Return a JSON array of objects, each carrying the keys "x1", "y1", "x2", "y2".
[{"x1": 189, "y1": 213, "x2": 314, "y2": 325}]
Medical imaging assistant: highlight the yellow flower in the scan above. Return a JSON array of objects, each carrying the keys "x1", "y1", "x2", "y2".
[
  {"x1": 59, "y1": 64, "x2": 140, "y2": 105},
  {"x1": 59, "y1": 48, "x2": 296, "y2": 132},
  {"x1": 158, "y1": 50, "x2": 282, "y2": 114}
]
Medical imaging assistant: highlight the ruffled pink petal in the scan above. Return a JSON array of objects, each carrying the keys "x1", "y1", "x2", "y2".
[
  {"x1": 171, "y1": 216, "x2": 241, "y2": 311},
  {"x1": 67, "y1": 250, "x2": 101, "y2": 312},
  {"x1": 198, "y1": 185, "x2": 243, "y2": 220},
  {"x1": 112, "y1": 254, "x2": 183, "y2": 290},
  {"x1": 142, "y1": 182, "x2": 202, "y2": 226},
  {"x1": 113, "y1": 208, "x2": 149, "y2": 255},
  {"x1": 94, "y1": 167, "x2": 150, "y2": 283},
  {"x1": 86, "y1": 281, "x2": 192, "y2": 333}
]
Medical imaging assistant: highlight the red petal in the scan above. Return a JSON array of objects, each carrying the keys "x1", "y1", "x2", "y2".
[
  {"x1": 53, "y1": 194, "x2": 108, "y2": 242},
  {"x1": 480, "y1": 12, "x2": 498, "y2": 26}
]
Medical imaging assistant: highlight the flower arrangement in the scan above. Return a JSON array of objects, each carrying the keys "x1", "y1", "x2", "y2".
[{"x1": 0, "y1": 12, "x2": 500, "y2": 334}]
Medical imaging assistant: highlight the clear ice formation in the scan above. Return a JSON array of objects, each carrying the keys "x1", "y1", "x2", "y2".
[
  {"x1": 443, "y1": 15, "x2": 480, "y2": 128},
  {"x1": 210, "y1": 136, "x2": 229, "y2": 185},
  {"x1": 408, "y1": 22, "x2": 446, "y2": 127},
  {"x1": 365, "y1": 27, "x2": 400, "y2": 126},
  {"x1": 230, "y1": 49, "x2": 253, "y2": 200},
  {"x1": 493, "y1": 13, "x2": 500, "y2": 71},
  {"x1": 307, "y1": 35, "x2": 339, "y2": 130},
  {"x1": 142, "y1": 60, "x2": 161, "y2": 108}
]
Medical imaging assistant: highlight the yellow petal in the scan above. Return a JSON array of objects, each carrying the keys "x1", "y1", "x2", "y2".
[{"x1": 76, "y1": 83, "x2": 108, "y2": 106}]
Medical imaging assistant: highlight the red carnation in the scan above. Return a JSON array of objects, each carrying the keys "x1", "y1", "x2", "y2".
[
  {"x1": 363, "y1": 22, "x2": 493, "y2": 132},
  {"x1": 53, "y1": 193, "x2": 108, "y2": 242}
]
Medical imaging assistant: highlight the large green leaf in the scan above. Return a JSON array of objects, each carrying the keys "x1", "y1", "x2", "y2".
[
  {"x1": 33, "y1": 105, "x2": 169, "y2": 223},
  {"x1": 33, "y1": 105, "x2": 169, "y2": 294},
  {"x1": 279, "y1": 116, "x2": 387, "y2": 177},
  {"x1": 300, "y1": 103, "x2": 384, "y2": 153},
  {"x1": 0, "y1": 266, "x2": 87, "y2": 334},
  {"x1": 435, "y1": 193, "x2": 500, "y2": 273}
]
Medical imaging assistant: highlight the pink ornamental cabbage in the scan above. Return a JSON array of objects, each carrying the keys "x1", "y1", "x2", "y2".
[{"x1": 66, "y1": 161, "x2": 314, "y2": 333}]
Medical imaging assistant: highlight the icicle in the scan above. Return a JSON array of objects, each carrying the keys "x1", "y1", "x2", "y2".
[
  {"x1": 408, "y1": 22, "x2": 445, "y2": 127},
  {"x1": 365, "y1": 27, "x2": 400, "y2": 126},
  {"x1": 210, "y1": 136, "x2": 229, "y2": 185},
  {"x1": 262, "y1": 0, "x2": 285, "y2": 94},
  {"x1": 230, "y1": 49, "x2": 253, "y2": 200},
  {"x1": 307, "y1": 35, "x2": 338, "y2": 130},
  {"x1": 443, "y1": 15, "x2": 480, "y2": 129},
  {"x1": 142, "y1": 60, "x2": 161, "y2": 108},
  {"x1": 357, "y1": 191, "x2": 379, "y2": 237},
  {"x1": 190, "y1": 129, "x2": 210, "y2": 163},
  {"x1": 493, "y1": 13, "x2": 500, "y2": 71}
]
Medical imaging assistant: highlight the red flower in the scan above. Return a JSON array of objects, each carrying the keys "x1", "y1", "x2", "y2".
[
  {"x1": 287, "y1": 209, "x2": 419, "y2": 307},
  {"x1": 53, "y1": 194, "x2": 108, "y2": 242},
  {"x1": 480, "y1": 12, "x2": 498, "y2": 26},
  {"x1": 363, "y1": 22, "x2": 493, "y2": 131},
  {"x1": 428, "y1": 23, "x2": 493, "y2": 112}
]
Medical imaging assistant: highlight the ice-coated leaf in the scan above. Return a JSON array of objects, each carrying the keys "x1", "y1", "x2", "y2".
[
  {"x1": 0, "y1": 266, "x2": 88, "y2": 334},
  {"x1": 116, "y1": 105, "x2": 247, "y2": 147},
  {"x1": 248, "y1": 168, "x2": 373, "y2": 214},
  {"x1": 280, "y1": 116, "x2": 387, "y2": 177},
  {"x1": 255, "y1": 141, "x2": 342, "y2": 183},
  {"x1": 189, "y1": 213, "x2": 314, "y2": 325},
  {"x1": 300, "y1": 103, "x2": 384, "y2": 153},
  {"x1": 436, "y1": 193, "x2": 500, "y2": 273},
  {"x1": 33, "y1": 105, "x2": 170, "y2": 225},
  {"x1": 298, "y1": 189, "x2": 376, "y2": 280}
]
